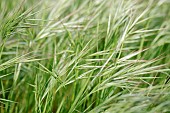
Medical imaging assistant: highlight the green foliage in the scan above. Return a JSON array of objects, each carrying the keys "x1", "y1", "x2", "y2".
[{"x1": 0, "y1": 0, "x2": 170, "y2": 113}]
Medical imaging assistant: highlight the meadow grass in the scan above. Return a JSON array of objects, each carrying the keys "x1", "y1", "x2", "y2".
[{"x1": 0, "y1": 0, "x2": 170, "y2": 113}]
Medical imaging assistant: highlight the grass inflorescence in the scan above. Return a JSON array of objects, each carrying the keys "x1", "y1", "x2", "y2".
[{"x1": 0, "y1": 0, "x2": 170, "y2": 113}]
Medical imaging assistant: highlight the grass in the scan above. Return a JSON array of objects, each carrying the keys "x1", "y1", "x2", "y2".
[{"x1": 0, "y1": 0, "x2": 170, "y2": 113}]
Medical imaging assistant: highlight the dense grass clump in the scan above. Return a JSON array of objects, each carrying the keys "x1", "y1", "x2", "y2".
[{"x1": 0, "y1": 0, "x2": 170, "y2": 113}]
